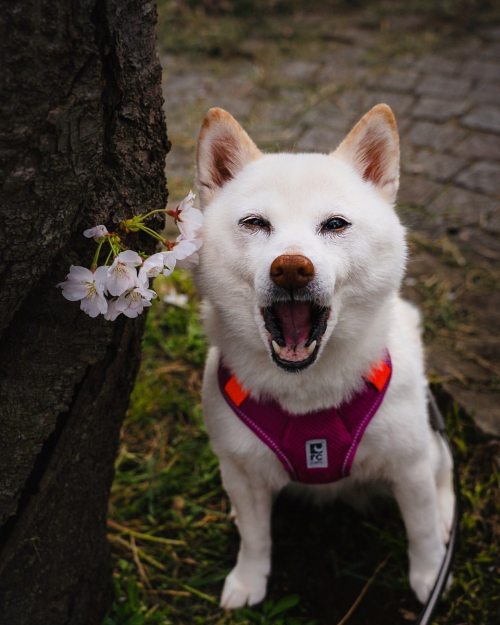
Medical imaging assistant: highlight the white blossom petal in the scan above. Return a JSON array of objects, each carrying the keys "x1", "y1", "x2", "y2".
[
  {"x1": 111, "y1": 285, "x2": 155, "y2": 319},
  {"x1": 107, "y1": 262, "x2": 138, "y2": 296},
  {"x1": 60, "y1": 283, "x2": 89, "y2": 301},
  {"x1": 177, "y1": 192, "x2": 202, "y2": 240},
  {"x1": 80, "y1": 289, "x2": 108, "y2": 317},
  {"x1": 138, "y1": 285, "x2": 157, "y2": 301},
  {"x1": 114, "y1": 295, "x2": 130, "y2": 314},
  {"x1": 115, "y1": 250, "x2": 142, "y2": 266},
  {"x1": 122, "y1": 299, "x2": 151, "y2": 318},
  {"x1": 66, "y1": 265, "x2": 94, "y2": 281},
  {"x1": 172, "y1": 238, "x2": 197, "y2": 260},
  {"x1": 93, "y1": 265, "x2": 109, "y2": 294},
  {"x1": 83, "y1": 225, "x2": 108, "y2": 241},
  {"x1": 137, "y1": 268, "x2": 149, "y2": 290},
  {"x1": 98, "y1": 293, "x2": 108, "y2": 314},
  {"x1": 136, "y1": 270, "x2": 159, "y2": 300},
  {"x1": 104, "y1": 298, "x2": 122, "y2": 321},
  {"x1": 162, "y1": 251, "x2": 177, "y2": 276},
  {"x1": 178, "y1": 190, "x2": 196, "y2": 210},
  {"x1": 141, "y1": 252, "x2": 165, "y2": 278},
  {"x1": 178, "y1": 211, "x2": 203, "y2": 240},
  {"x1": 58, "y1": 265, "x2": 105, "y2": 304}
]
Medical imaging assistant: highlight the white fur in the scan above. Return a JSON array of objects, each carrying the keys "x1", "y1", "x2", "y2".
[{"x1": 195, "y1": 106, "x2": 455, "y2": 609}]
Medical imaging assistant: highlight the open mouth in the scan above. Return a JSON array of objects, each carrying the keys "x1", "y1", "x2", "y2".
[{"x1": 261, "y1": 300, "x2": 330, "y2": 371}]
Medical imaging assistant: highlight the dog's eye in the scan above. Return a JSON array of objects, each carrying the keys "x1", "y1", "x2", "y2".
[
  {"x1": 320, "y1": 217, "x2": 350, "y2": 233},
  {"x1": 239, "y1": 216, "x2": 271, "y2": 232}
]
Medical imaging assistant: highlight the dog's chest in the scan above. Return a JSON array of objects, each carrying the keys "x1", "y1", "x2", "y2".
[{"x1": 217, "y1": 356, "x2": 392, "y2": 485}]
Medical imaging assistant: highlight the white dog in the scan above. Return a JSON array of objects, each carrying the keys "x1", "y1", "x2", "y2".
[{"x1": 195, "y1": 104, "x2": 455, "y2": 610}]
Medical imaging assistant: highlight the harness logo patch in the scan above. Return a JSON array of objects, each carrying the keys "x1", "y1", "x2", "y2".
[{"x1": 306, "y1": 439, "x2": 328, "y2": 469}]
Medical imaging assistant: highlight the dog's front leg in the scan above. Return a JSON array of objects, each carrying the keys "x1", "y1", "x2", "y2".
[
  {"x1": 392, "y1": 460, "x2": 446, "y2": 603},
  {"x1": 219, "y1": 458, "x2": 273, "y2": 609}
]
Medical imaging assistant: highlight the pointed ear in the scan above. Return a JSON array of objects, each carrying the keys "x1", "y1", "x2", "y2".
[
  {"x1": 196, "y1": 108, "x2": 262, "y2": 206},
  {"x1": 333, "y1": 104, "x2": 400, "y2": 203}
]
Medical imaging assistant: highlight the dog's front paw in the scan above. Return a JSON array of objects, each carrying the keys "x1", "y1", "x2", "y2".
[
  {"x1": 220, "y1": 566, "x2": 268, "y2": 609},
  {"x1": 409, "y1": 545, "x2": 445, "y2": 603}
]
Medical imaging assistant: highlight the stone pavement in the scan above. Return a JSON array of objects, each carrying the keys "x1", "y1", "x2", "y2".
[{"x1": 160, "y1": 5, "x2": 500, "y2": 434}]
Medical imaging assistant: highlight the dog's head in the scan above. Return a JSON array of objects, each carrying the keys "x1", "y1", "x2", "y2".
[{"x1": 196, "y1": 105, "x2": 406, "y2": 373}]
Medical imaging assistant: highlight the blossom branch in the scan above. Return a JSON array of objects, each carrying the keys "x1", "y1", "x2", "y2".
[{"x1": 58, "y1": 191, "x2": 202, "y2": 320}]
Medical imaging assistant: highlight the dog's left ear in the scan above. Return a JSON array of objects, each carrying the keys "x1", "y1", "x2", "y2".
[
  {"x1": 197, "y1": 108, "x2": 262, "y2": 207},
  {"x1": 333, "y1": 104, "x2": 400, "y2": 204}
]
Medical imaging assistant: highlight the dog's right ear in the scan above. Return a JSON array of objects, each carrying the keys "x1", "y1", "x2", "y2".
[{"x1": 197, "y1": 108, "x2": 262, "y2": 207}]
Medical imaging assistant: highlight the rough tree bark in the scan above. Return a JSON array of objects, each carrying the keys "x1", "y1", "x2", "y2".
[{"x1": 0, "y1": 2, "x2": 169, "y2": 624}]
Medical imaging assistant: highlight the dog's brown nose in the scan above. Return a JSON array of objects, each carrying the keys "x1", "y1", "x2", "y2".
[{"x1": 270, "y1": 254, "x2": 315, "y2": 290}]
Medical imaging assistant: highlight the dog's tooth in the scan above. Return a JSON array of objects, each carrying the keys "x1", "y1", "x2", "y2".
[
  {"x1": 306, "y1": 340, "x2": 317, "y2": 355},
  {"x1": 272, "y1": 340, "x2": 282, "y2": 355}
]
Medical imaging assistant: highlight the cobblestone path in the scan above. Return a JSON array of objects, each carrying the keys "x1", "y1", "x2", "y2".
[{"x1": 160, "y1": 4, "x2": 500, "y2": 434}]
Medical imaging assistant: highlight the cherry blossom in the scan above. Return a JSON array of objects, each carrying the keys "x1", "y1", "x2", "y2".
[
  {"x1": 104, "y1": 298, "x2": 121, "y2": 322},
  {"x1": 58, "y1": 265, "x2": 108, "y2": 318},
  {"x1": 142, "y1": 252, "x2": 165, "y2": 277},
  {"x1": 112, "y1": 283, "x2": 157, "y2": 319},
  {"x1": 83, "y1": 225, "x2": 108, "y2": 241},
  {"x1": 173, "y1": 238, "x2": 199, "y2": 261},
  {"x1": 176, "y1": 191, "x2": 203, "y2": 241},
  {"x1": 173, "y1": 191, "x2": 203, "y2": 265},
  {"x1": 138, "y1": 252, "x2": 165, "y2": 286},
  {"x1": 107, "y1": 250, "x2": 142, "y2": 296},
  {"x1": 59, "y1": 191, "x2": 203, "y2": 318},
  {"x1": 172, "y1": 234, "x2": 202, "y2": 269},
  {"x1": 162, "y1": 251, "x2": 177, "y2": 277}
]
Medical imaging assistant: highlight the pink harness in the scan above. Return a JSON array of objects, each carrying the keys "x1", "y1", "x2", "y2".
[{"x1": 218, "y1": 354, "x2": 392, "y2": 484}]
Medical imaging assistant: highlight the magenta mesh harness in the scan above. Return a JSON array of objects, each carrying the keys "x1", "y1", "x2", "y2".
[{"x1": 218, "y1": 353, "x2": 392, "y2": 484}]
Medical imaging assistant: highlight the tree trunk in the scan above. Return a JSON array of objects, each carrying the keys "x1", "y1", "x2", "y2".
[{"x1": 0, "y1": 2, "x2": 169, "y2": 624}]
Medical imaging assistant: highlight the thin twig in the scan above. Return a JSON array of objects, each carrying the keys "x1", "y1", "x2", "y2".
[
  {"x1": 107, "y1": 533, "x2": 168, "y2": 572},
  {"x1": 107, "y1": 518, "x2": 185, "y2": 546},
  {"x1": 130, "y1": 535, "x2": 151, "y2": 589},
  {"x1": 180, "y1": 583, "x2": 218, "y2": 605},
  {"x1": 144, "y1": 589, "x2": 191, "y2": 597},
  {"x1": 336, "y1": 554, "x2": 391, "y2": 625},
  {"x1": 109, "y1": 533, "x2": 216, "y2": 603}
]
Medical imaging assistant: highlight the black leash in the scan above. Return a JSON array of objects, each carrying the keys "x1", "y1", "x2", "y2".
[{"x1": 415, "y1": 389, "x2": 461, "y2": 625}]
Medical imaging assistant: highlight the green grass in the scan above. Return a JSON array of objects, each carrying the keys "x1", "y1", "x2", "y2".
[
  {"x1": 433, "y1": 398, "x2": 499, "y2": 625},
  {"x1": 104, "y1": 271, "x2": 499, "y2": 625}
]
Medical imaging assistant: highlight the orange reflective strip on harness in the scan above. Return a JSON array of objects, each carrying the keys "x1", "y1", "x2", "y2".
[
  {"x1": 224, "y1": 375, "x2": 250, "y2": 406},
  {"x1": 367, "y1": 359, "x2": 391, "y2": 392}
]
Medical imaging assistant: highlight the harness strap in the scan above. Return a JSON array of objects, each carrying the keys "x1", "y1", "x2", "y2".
[{"x1": 218, "y1": 354, "x2": 392, "y2": 484}]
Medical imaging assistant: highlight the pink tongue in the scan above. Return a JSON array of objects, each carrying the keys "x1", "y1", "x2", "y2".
[{"x1": 273, "y1": 301, "x2": 311, "y2": 347}]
